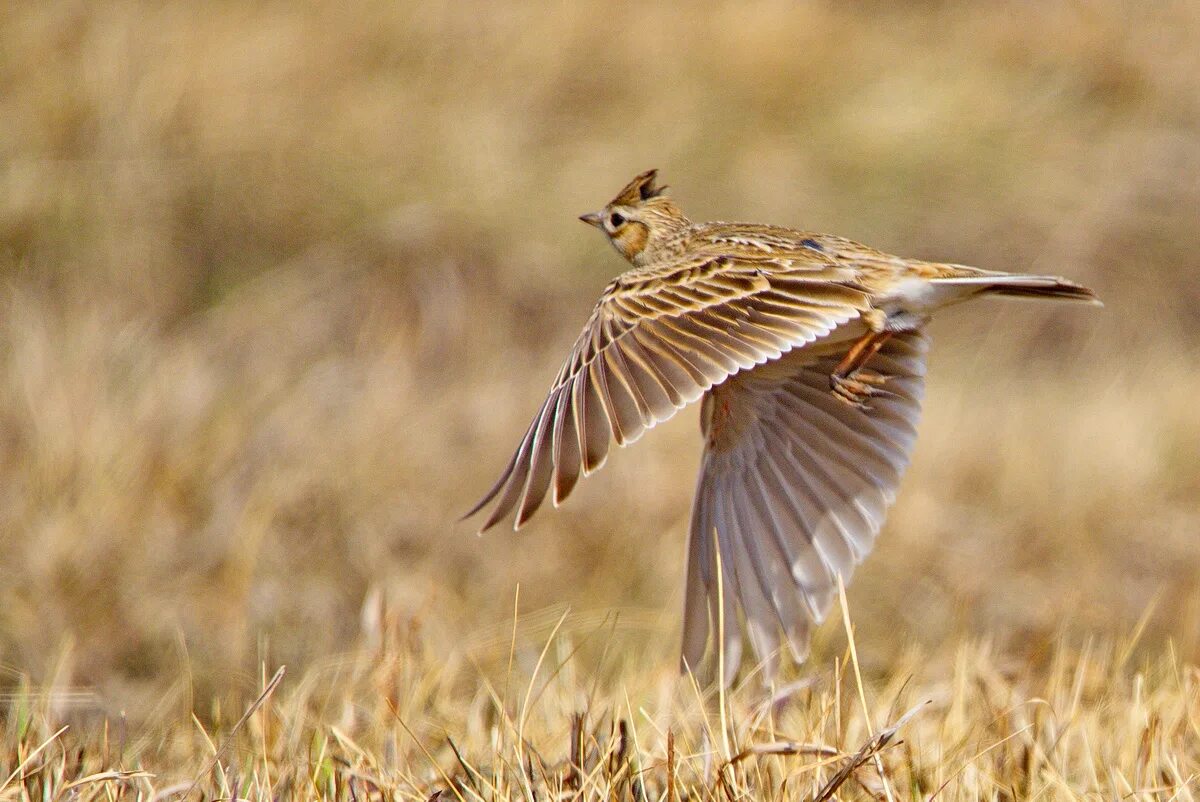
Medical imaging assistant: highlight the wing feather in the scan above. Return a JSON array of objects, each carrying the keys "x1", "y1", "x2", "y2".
[
  {"x1": 477, "y1": 418, "x2": 536, "y2": 530},
  {"x1": 758, "y1": 422, "x2": 856, "y2": 594},
  {"x1": 628, "y1": 329, "x2": 706, "y2": 401},
  {"x1": 468, "y1": 254, "x2": 869, "y2": 531},
  {"x1": 739, "y1": 457, "x2": 808, "y2": 617},
  {"x1": 602, "y1": 349, "x2": 652, "y2": 441},
  {"x1": 619, "y1": 337, "x2": 685, "y2": 409},
  {"x1": 681, "y1": 468, "x2": 715, "y2": 673},
  {"x1": 710, "y1": 475, "x2": 747, "y2": 684},
  {"x1": 609, "y1": 339, "x2": 675, "y2": 421},
  {"x1": 551, "y1": 382, "x2": 581, "y2": 505},
  {"x1": 682, "y1": 331, "x2": 928, "y2": 678},
  {"x1": 651, "y1": 318, "x2": 745, "y2": 375},
  {"x1": 514, "y1": 389, "x2": 560, "y2": 526},
  {"x1": 577, "y1": 369, "x2": 611, "y2": 473},
  {"x1": 724, "y1": 481, "x2": 782, "y2": 675},
  {"x1": 756, "y1": 445, "x2": 834, "y2": 614}
]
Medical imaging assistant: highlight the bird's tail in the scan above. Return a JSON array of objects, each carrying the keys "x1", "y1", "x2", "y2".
[{"x1": 928, "y1": 271, "x2": 1100, "y2": 304}]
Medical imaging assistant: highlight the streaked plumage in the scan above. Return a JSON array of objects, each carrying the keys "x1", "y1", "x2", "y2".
[{"x1": 466, "y1": 169, "x2": 1098, "y2": 682}]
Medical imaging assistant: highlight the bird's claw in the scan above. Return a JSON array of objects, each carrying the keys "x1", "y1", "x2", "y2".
[{"x1": 830, "y1": 370, "x2": 888, "y2": 409}]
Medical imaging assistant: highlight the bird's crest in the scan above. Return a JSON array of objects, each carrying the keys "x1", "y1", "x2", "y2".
[{"x1": 609, "y1": 169, "x2": 667, "y2": 207}]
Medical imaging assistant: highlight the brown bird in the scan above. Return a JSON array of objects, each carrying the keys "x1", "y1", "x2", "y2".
[{"x1": 466, "y1": 169, "x2": 1098, "y2": 683}]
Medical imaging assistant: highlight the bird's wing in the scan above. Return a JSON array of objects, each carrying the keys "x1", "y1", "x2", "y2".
[
  {"x1": 466, "y1": 255, "x2": 871, "y2": 531},
  {"x1": 681, "y1": 330, "x2": 927, "y2": 682}
]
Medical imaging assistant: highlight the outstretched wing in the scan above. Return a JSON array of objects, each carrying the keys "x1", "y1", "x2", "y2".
[
  {"x1": 681, "y1": 331, "x2": 928, "y2": 682},
  {"x1": 466, "y1": 256, "x2": 871, "y2": 531}
]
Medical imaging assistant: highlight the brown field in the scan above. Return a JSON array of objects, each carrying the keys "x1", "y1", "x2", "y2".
[{"x1": 1, "y1": 2, "x2": 1198, "y2": 799}]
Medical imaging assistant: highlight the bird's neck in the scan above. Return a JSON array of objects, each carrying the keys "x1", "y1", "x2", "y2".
[{"x1": 631, "y1": 211, "x2": 692, "y2": 267}]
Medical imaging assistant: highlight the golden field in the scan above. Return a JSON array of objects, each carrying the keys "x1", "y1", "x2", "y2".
[{"x1": 1, "y1": 1, "x2": 1198, "y2": 798}]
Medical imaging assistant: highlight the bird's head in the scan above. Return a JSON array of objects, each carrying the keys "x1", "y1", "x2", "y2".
[{"x1": 579, "y1": 169, "x2": 689, "y2": 265}]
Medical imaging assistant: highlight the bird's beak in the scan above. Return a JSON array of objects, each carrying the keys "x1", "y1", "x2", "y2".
[{"x1": 578, "y1": 211, "x2": 604, "y2": 228}]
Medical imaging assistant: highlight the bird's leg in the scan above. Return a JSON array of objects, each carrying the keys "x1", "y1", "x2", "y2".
[
  {"x1": 832, "y1": 331, "x2": 892, "y2": 380},
  {"x1": 830, "y1": 316, "x2": 894, "y2": 407}
]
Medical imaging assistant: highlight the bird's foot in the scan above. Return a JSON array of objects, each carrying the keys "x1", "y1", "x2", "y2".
[{"x1": 830, "y1": 369, "x2": 888, "y2": 409}]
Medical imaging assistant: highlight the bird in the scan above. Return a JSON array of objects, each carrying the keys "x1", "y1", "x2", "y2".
[{"x1": 465, "y1": 169, "x2": 1098, "y2": 684}]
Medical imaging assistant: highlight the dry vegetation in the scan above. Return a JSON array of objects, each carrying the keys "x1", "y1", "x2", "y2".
[{"x1": 1, "y1": 1, "x2": 1198, "y2": 798}]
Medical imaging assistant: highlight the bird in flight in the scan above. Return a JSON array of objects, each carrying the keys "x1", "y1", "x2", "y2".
[{"x1": 465, "y1": 169, "x2": 1098, "y2": 683}]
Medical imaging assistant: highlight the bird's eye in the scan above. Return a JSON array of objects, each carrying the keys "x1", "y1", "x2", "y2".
[{"x1": 608, "y1": 213, "x2": 626, "y2": 228}]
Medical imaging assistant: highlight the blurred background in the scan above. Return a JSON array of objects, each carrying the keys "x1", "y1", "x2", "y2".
[{"x1": 0, "y1": 1, "x2": 1197, "y2": 720}]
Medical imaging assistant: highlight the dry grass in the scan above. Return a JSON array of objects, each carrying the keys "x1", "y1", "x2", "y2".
[
  {"x1": 1, "y1": 0, "x2": 1199, "y2": 798},
  {"x1": 3, "y1": 606, "x2": 1198, "y2": 800}
]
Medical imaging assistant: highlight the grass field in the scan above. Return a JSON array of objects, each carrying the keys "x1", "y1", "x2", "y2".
[{"x1": 1, "y1": 1, "x2": 1198, "y2": 798}]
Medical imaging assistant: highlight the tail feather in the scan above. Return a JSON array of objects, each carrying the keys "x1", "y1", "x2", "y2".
[{"x1": 929, "y1": 273, "x2": 1100, "y2": 305}]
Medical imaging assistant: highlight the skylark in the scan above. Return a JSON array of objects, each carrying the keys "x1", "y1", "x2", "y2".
[{"x1": 466, "y1": 169, "x2": 1098, "y2": 682}]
